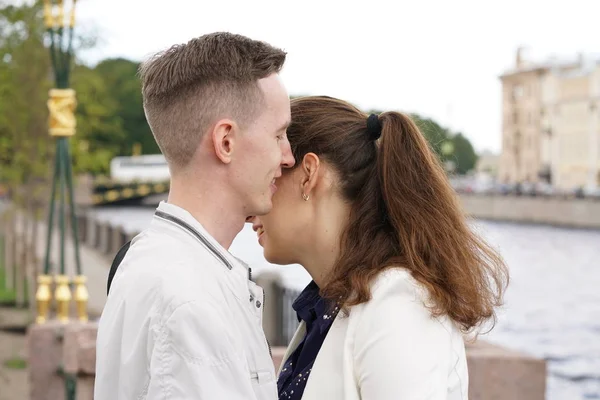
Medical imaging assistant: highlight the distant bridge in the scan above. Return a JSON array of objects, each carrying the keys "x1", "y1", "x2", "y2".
[
  {"x1": 77, "y1": 154, "x2": 170, "y2": 206},
  {"x1": 90, "y1": 179, "x2": 169, "y2": 205}
]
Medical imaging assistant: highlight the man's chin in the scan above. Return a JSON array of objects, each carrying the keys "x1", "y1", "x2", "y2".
[{"x1": 252, "y1": 200, "x2": 273, "y2": 217}]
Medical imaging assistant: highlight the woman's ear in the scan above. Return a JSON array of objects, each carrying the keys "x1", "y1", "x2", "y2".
[{"x1": 300, "y1": 153, "x2": 320, "y2": 198}]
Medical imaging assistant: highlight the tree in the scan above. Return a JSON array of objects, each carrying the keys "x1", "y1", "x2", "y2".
[
  {"x1": 95, "y1": 58, "x2": 159, "y2": 155},
  {"x1": 410, "y1": 113, "x2": 451, "y2": 156},
  {"x1": 366, "y1": 108, "x2": 478, "y2": 175},
  {"x1": 0, "y1": 0, "x2": 52, "y2": 307},
  {"x1": 70, "y1": 64, "x2": 126, "y2": 175},
  {"x1": 450, "y1": 133, "x2": 478, "y2": 175},
  {"x1": 0, "y1": 0, "x2": 52, "y2": 200}
]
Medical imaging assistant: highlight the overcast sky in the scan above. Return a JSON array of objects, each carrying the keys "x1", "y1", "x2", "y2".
[{"x1": 69, "y1": 0, "x2": 598, "y2": 153}]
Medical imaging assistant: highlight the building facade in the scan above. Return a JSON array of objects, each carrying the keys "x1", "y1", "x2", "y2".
[{"x1": 499, "y1": 49, "x2": 600, "y2": 190}]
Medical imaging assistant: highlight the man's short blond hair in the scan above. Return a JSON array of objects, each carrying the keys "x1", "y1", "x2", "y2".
[{"x1": 139, "y1": 32, "x2": 286, "y2": 169}]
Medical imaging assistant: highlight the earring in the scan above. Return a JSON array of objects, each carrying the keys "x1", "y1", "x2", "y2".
[{"x1": 302, "y1": 193, "x2": 310, "y2": 201}]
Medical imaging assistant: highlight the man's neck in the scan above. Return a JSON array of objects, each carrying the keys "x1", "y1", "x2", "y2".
[{"x1": 167, "y1": 177, "x2": 244, "y2": 250}]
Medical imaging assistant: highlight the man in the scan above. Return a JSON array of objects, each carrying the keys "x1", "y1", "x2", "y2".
[{"x1": 95, "y1": 32, "x2": 295, "y2": 400}]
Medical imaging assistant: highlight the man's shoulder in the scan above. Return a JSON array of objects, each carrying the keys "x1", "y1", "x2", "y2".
[
  {"x1": 120, "y1": 229, "x2": 222, "y2": 273},
  {"x1": 108, "y1": 230, "x2": 230, "y2": 309}
]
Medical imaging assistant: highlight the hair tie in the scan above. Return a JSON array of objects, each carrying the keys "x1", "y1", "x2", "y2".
[{"x1": 366, "y1": 114, "x2": 382, "y2": 141}]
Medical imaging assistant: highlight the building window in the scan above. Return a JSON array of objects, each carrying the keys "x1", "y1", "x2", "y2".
[
  {"x1": 513, "y1": 111, "x2": 518, "y2": 124},
  {"x1": 513, "y1": 85, "x2": 524, "y2": 98}
]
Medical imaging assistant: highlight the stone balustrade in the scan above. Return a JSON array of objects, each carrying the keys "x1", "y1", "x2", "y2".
[{"x1": 26, "y1": 321, "x2": 546, "y2": 400}]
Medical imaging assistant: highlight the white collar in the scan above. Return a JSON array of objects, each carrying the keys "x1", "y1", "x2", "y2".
[{"x1": 153, "y1": 201, "x2": 251, "y2": 280}]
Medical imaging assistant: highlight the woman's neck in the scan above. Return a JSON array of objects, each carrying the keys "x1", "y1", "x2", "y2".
[{"x1": 300, "y1": 197, "x2": 350, "y2": 288}]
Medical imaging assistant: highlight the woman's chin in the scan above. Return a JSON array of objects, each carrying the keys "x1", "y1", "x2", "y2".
[{"x1": 263, "y1": 250, "x2": 292, "y2": 266}]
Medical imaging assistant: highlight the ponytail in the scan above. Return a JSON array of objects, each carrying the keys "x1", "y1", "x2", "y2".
[{"x1": 376, "y1": 111, "x2": 508, "y2": 331}]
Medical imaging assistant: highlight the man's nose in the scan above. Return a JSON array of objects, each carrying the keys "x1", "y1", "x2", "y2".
[
  {"x1": 281, "y1": 141, "x2": 296, "y2": 168},
  {"x1": 246, "y1": 216, "x2": 256, "y2": 223}
]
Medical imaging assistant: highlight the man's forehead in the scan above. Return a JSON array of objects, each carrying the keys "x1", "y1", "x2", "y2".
[
  {"x1": 279, "y1": 117, "x2": 291, "y2": 130},
  {"x1": 257, "y1": 73, "x2": 286, "y2": 95}
]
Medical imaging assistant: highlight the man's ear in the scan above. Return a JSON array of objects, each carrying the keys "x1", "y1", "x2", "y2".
[
  {"x1": 300, "y1": 153, "x2": 320, "y2": 197},
  {"x1": 211, "y1": 119, "x2": 238, "y2": 164}
]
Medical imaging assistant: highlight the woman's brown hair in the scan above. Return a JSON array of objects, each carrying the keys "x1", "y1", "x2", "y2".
[{"x1": 287, "y1": 96, "x2": 509, "y2": 332}]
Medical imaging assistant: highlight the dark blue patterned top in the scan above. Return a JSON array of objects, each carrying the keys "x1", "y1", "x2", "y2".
[{"x1": 277, "y1": 281, "x2": 339, "y2": 400}]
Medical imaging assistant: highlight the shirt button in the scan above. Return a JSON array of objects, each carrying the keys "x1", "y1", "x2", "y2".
[{"x1": 255, "y1": 300, "x2": 262, "y2": 308}]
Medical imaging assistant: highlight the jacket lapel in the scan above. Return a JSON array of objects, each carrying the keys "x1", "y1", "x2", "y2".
[
  {"x1": 301, "y1": 313, "x2": 351, "y2": 400},
  {"x1": 277, "y1": 321, "x2": 307, "y2": 376}
]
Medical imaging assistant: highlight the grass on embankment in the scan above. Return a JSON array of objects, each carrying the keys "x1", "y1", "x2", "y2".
[{"x1": 0, "y1": 236, "x2": 17, "y2": 305}]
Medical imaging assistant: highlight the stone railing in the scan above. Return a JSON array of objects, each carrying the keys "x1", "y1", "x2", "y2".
[
  {"x1": 27, "y1": 320, "x2": 546, "y2": 400},
  {"x1": 459, "y1": 193, "x2": 600, "y2": 229}
]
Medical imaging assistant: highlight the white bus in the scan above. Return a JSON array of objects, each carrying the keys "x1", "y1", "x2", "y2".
[{"x1": 109, "y1": 154, "x2": 170, "y2": 182}]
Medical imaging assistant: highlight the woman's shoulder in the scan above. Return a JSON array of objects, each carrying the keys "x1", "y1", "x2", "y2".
[
  {"x1": 351, "y1": 267, "x2": 464, "y2": 346},
  {"x1": 368, "y1": 267, "x2": 425, "y2": 302},
  {"x1": 353, "y1": 267, "x2": 449, "y2": 329},
  {"x1": 342, "y1": 268, "x2": 424, "y2": 321}
]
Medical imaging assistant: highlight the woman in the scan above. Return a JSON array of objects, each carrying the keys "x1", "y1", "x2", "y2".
[{"x1": 250, "y1": 96, "x2": 508, "y2": 399}]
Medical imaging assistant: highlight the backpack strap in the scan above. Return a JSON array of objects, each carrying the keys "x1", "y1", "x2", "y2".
[{"x1": 107, "y1": 240, "x2": 131, "y2": 295}]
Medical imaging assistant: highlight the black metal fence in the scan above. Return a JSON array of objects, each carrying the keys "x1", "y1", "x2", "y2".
[{"x1": 272, "y1": 283, "x2": 302, "y2": 346}]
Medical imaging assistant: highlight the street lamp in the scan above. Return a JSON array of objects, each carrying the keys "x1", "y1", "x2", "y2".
[{"x1": 36, "y1": 0, "x2": 88, "y2": 324}]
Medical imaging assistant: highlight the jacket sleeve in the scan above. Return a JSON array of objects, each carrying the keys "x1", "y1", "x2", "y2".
[
  {"x1": 145, "y1": 300, "x2": 259, "y2": 400},
  {"x1": 353, "y1": 273, "x2": 460, "y2": 400}
]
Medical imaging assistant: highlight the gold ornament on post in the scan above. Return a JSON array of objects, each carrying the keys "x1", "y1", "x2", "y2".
[
  {"x1": 73, "y1": 275, "x2": 89, "y2": 322},
  {"x1": 43, "y1": 0, "x2": 77, "y2": 29},
  {"x1": 48, "y1": 89, "x2": 77, "y2": 137},
  {"x1": 35, "y1": 275, "x2": 53, "y2": 324},
  {"x1": 69, "y1": 0, "x2": 77, "y2": 28},
  {"x1": 55, "y1": 0, "x2": 64, "y2": 28},
  {"x1": 54, "y1": 275, "x2": 72, "y2": 323},
  {"x1": 43, "y1": 0, "x2": 54, "y2": 28}
]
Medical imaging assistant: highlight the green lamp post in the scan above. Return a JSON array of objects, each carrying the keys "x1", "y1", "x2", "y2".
[{"x1": 35, "y1": 0, "x2": 88, "y2": 325}]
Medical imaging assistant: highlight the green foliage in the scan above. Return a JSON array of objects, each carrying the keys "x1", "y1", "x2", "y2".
[
  {"x1": 66, "y1": 57, "x2": 160, "y2": 174},
  {"x1": 0, "y1": 1, "x2": 52, "y2": 204},
  {"x1": 67, "y1": 58, "x2": 160, "y2": 174},
  {"x1": 70, "y1": 64, "x2": 126, "y2": 175},
  {"x1": 0, "y1": 269, "x2": 17, "y2": 304},
  {"x1": 411, "y1": 114, "x2": 478, "y2": 174},
  {"x1": 368, "y1": 109, "x2": 479, "y2": 175},
  {"x1": 0, "y1": 2, "x2": 156, "y2": 180},
  {"x1": 95, "y1": 58, "x2": 159, "y2": 155},
  {"x1": 450, "y1": 133, "x2": 478, "y2": 174},
  {"x1": 3, "y1": 357, "x2": 27, "y2": 370},
  {"x1": 0, "y1": 2, "x2": 479, "y2": 181},
  {"x1": 0, "y1": 237, "x2": 16, "y2": 304}
]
